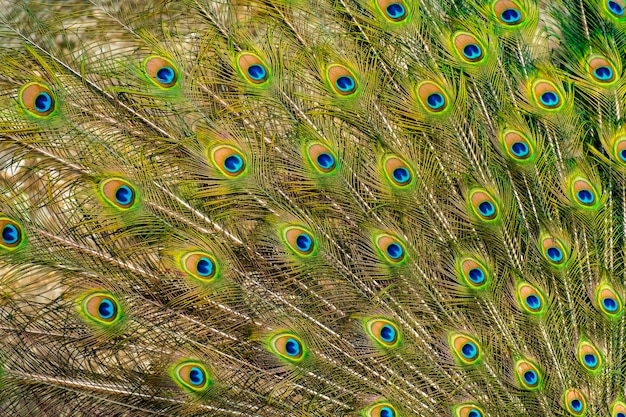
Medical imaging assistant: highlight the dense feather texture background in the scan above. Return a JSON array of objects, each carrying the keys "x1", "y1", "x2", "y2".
[{"x1": 2, "y1": 0, "x2": 626, "y2": 415}]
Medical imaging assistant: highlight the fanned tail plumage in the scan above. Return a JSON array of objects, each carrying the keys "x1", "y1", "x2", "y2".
[{"x1": 2, "y1": 0, "x2": 626, "y2": 416}]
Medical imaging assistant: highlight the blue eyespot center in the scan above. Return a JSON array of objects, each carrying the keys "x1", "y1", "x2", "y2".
[
  {"x1": 296, "y1": 233, "x2": 312, "y2": 252},
  {"x1": 285, "y1": 338, "x2": 301, "y2": 356},
  {"x1": 468, "y1": 267, "x2": 485, "y2": 284},
  {"x1": 386, "y1": 242, "x2": 403, "y2": 259},
  {"x1": 583, "y1": 353, "x2": 598, "y2": 367},
  {"x1": 468, "y1": 411, "x2": 481, "y2": 417},
  {"x1": 189, "y1": 367, "x2": 205, "y2": 385},
  {"x1": 335, "y1": 75, "x2": 355, "y2": 92},
  {"x1": 478, "y1": 201, "x2": 495, "y2": 216},
  {"x1": 501, "y1": 8, "x2": 521, "y2": 23},
  {"x1": 316, "y1": 152, "x2": 335, "y2": 169},
  {"x1": 570, "y1": 399, "x2": 582, "y2": 412},
  {"x1": 619, "y1": 149, "x2": 626, "y2": 162},
  {"x1": 462, "y1": 43, "x2": 482, "y2": 60},
  {"x1": 426, "y1": 92, "x2": 445, "y2": 109},
  {"x1": 546, "y1": 247, "x2": 563, "y2": 262},
  {"x1": 385, "y1": 2, "x2": 406, "y2": 19},
  {"x1": 392, "y1": 167, "x2": 411, "y2": 184},
  {"x1": 115, "y1": 185, "x2": 133, "y2": 205},
  {"x1": 602, "y1": 297, "x2": 618, "y2": 312},
  {"x1": 224, "y1": 154, "x2": 243, "y2": 173},
  {"x1": 2, "y1": 224, "x2": 19, "y2": 244},
  {"x1": 594, "y1": 66, "x2": 613, "y2": 80},
  {"x1": 525, "y1": 294, "x2": 541, "y2": 310},
  {"x1": 247, "y1": 64, "x2": 267, "y2": 81},
  {"x1": 609, "y1": 1, "x2": 625, "y2": 16},
  {"x1": 98, "y1": 299, "x2": 115, "y2": 319},
  {"x1": 461, "y1": 342, "x2": 477, "y2": 359},
  {"x1": 34, "y1": 92, "x2": 52, "y2": 112},
  {"x1": 540, "y1": 91, "x2": 559, "y2": 107},
  {"x1": 380, "y1": 324, "x2": 396, "y2": 343},
  {"x1": 156, "y1": 66, "x2": 175, "y2": 84},
  {"x1": 523, "y1": 370, "x2": 537, "y2": 385},
  {"x1": 576, "y1": 189, "x2": 595, "y2": 204},
  {"x1": 616, "y1": 412, "x2": 625, "y2": 417},
  {"x1": 380, "y1": 406, "x2": 395, "y2": 417},
  {"x1": 196, "y1": 257, "x2": 214, "y2": 277},
  {"x1": 510, "y1": 141, "x2": 529, "y2": 157}
]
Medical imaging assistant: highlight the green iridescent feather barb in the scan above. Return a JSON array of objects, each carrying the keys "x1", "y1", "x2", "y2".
[{"x1": 2, "y1": 0, "x2": 626, "y2": 415}]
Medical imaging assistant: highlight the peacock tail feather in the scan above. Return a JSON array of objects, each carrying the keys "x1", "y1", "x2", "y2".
[{"x1": 1, "y1": 0, "x2": 626, "y2": 415}]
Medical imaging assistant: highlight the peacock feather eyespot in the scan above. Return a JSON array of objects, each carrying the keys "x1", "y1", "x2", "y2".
[
  {"x1": 143, "y1": 56, "x2": 179, "y2": 89},
  {"x1": 171, "y1": 359, "x2": 211, "y2": 392},
  {"x1": 569, "y1": 176, "x2": 600, "y2": 210},
  {"x1": 516, "y1": 359, "x2": 542, "y2": 390},
  {"x1": 181, "y1": 251, "x2": 219, "y2": 282},
  {"x1": 269, "y1": 332, "x2": 306, "y2": 362},
  {"x1": 363, "y1": 401, "x2": 397, "y2": 417},
  {"x1": 454, "y1": 404, "x2": 484, "y2": 417},
  {"x1": 449, "y1": 333, "x2": 481, "y2": 365},
  {"x1": 416, "y1": 81, "x2": 449, "y2": 114},
  {"x1": 457, "y1": 256, "x2": 490, "y2": 289},
  {"x1": 531, "y1": 79, "x2": 565, "y2": 111},
  {"x1": 563, "y1": 389, "x2": 586, "y2": 416},
  {"x1": 282, "y1": 225, "x2": 316, "y2": 256},
  {"x1": 577, "y1": 341, "x2": 602, "y2": 372},
  {"x1": 80, "y1": 292, "x2": 122, "y2": 326},
  {"x1": 452, "y1": 32, "x2": 486, "y2": 64},
  {"x1": 492, "y1": 0, "x2": 526, "y2": 26},
  {"x1": 605, "y1": 0, "x2": 626, "y2": 19},
  {"x1": 374, "y1": 0, "x2": 410, "y2": 23},
  {"x1": 383, "y1": 155, "x2": 414, "y2": 188},
  {"x1": 500, "y1": 129, "x2": 535, "y2": 163},
  {"x1": 0, "y1": 218, "x2": 24, "y2": 250},
  {"x1": 365, "y1": 318, "x2": 401, "y2": 348},
  {"x1": 326, "y1": 64, "x2": 359, "y2": 97},
  {"x1": 99, "y1": 178, "x2": 138, "y2": 210},
  {"x1": 236, "y1": 52, "x2": 270, "y2": 85},
  {"x1": 612, "y1": 401, "x2": 626, "y2": 417},
  {"x1": 373, "y1": 233, "x2": 406, "y2": 264},
  {"x1": 468, "y1": 189, "x2": 500, "y2": 222},
  {"x1": 540, "y1": 234, "x2": 569, "y2": 267},
  {"x1": 19, "y1": 82, "x2": 56, "y2": 117},
  {"x1": 210, "y1": 145, "x2": 247, "y2": 177},
  {"x1": 611, "y1": 135, "x2": 626, "y2": 165},
  {"x1": 517, "y1": 282, "x2": 546, "y2": 315},
  {"x1": 586, "y1": 55, "x2": 618, "y2": 85},
  {"x1": 306, "y1": 142, "x2": 338, "y2": 174},
  {"x1": 596, "y1": 283, "x2": 623, "y2": 318}
]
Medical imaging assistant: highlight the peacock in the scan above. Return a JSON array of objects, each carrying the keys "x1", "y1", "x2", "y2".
[{"x1": 4, "y1": 0, "x2": 626, "y2": 415}]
